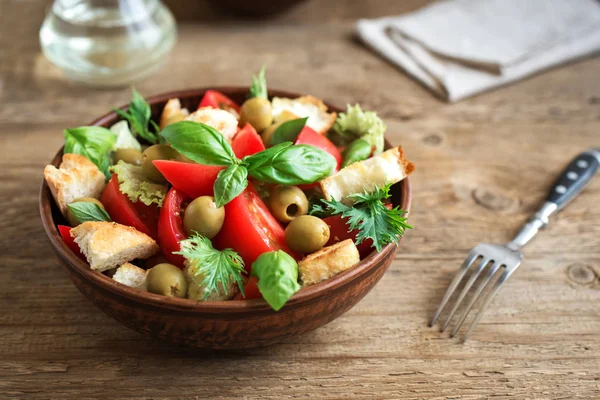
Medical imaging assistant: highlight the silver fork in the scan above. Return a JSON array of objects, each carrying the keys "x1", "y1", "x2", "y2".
[{"x1": 430, "y1": 149, "x2": 600, "y2": 341}]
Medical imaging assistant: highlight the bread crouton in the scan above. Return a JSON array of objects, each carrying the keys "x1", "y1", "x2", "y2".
[
  {"x1": 320, "y1": 146, "x2": 414, "y2": 204},
  {"x1": 298, "y1": 239, "x2": 361, "y2": 286},
  {"x1": 113, "y1": 262, "x2": 147, "y2": 290},
  {"x1": 184, "y1": 263, "x2": 239, "y2": 301},
  {"x1": 271, "y1": 95, "x2": 337, "y2": 135},
  {"x1": 71, "y1": 222, "x2": 159, "y2": 272},
  {"x1": 184, "y1": 107, "x2": 238, "y2": 141},
  {"x1": 159, "y1": 98, "x2": 190, "y2": 129},
  {"x1": 44, "y1": 153, "x2": 106, "y2": 218}
]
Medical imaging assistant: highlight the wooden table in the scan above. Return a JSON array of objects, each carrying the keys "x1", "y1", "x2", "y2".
[{"x1": 2, "y1": 1, "x2": 599, "y2": 398}]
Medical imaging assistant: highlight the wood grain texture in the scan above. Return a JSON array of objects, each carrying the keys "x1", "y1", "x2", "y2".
[{"x1": 1, "y1": 0, "x2": 600, "y2": 398}]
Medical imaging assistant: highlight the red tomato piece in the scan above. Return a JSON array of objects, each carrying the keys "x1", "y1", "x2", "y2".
[
  {"x1": 323, "y1": 203, "x2": 394, "y2": 258},
  {"x1": 100, "y1": 175, "x2": 158, "y2": 238},
  {"x1": 157, "y1": 187, "x2": 189, "y2": 268},
  {"x1": 295, "y1": 126, "x2": 342, "y2": 170},
  {"x1": 232, "y1": 123, "x2": 265, "y2": 159},
  {"x1": 213, "y1": 183, "x2": 298, "y2": 273},
  {"x1": 233, "y1": 276, "x2": 262, "y2": 300},
  {"x1": 323, "y1": 215, "x2": 373, "y2": 258},
  {"x1": 153, "y1": 160, "x2": 223, "y2": 199},
  {"x1": 198, "y1": 90, "x2": 241, "y2": 114},
  {"x1": 58, "y1": 225, "x2": 85, "y2": 260}
]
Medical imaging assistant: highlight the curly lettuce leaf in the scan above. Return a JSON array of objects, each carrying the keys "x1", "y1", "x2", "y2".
[
  {"x1": 331, "y1": 104, "x2": 386, "y2": 155},
  {"x1": 109, "y1": 161, "x2": 167, "y2": 206},
  {"x1": 110, "y1": 120, "x2": 142, "y2": 151}
]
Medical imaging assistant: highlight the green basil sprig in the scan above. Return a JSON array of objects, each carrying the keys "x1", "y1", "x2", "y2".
[
  {"x1": 114, "y1": 88, "x2": 160, "y2": 144},
  {"x1": 251, "y1": 250, "x2": 300, "y2": 311},
  {"x1": 67, "y1": 202, "x2": 111, "y2": 224},
  {"x1": 244, "y1": 143, "x2": 336, "y2": 185},
  {"x1": 214, "y1": 164, "x2": 248, "y2": 207},
  {"x1": 160, "y1": 121, "x2": 335, "y2": 207},
  {"x1": 161, "y1": 121, "x2": 237, "y2": 166},
  {"x1": 342, "y1": 138, "x2": 372, "y2": 168},
  {"x1": 64, "y1": 126, "x2": 116, "y2": 179},
  {"x1": 270, "y1": 117, "x2": 307, "y2": 146}
]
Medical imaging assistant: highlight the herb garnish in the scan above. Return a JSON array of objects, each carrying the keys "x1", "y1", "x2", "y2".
[
  {"x1": 175, "y1": 234, "x2": 246, "y2": 300},
  {"x1": 115, "y1": 88, "x2": 160, "y2": 144},
  {"x1": 161, "y1": 121, "x2": 336, "y2": 207},
  {"x1": 249, "y1": 66, "x2": 268, "y2": 99},
  {"x1": 64, "y1": 126, "x2": 116, "y2": 179},
  {"x1": 311, "y1": 184, "x2": 412, "y2": 252},
  {"x1": 270, "y1": 117, "x2": 308, "y2": 146},
  {"x1": 251, "y1": 250, "x2": 300, "y2": 311},
  {"x1": 67, "y1": 202, "x2": 111, "y2": 224}
]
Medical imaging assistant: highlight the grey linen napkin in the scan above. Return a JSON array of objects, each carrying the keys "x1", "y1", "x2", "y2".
[{"x1": 357, "y1": 0, "x2": 600, "y2": 101}]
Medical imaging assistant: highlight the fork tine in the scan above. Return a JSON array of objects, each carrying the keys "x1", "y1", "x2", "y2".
[
  {"x1": 462, "y1": 269, "x2": 511, "y2": 342},
  {"x1": 440, "y1": 257, "x2": 490, "y2": 332},
  {"x1": 450, "y1": 262, "x2": 502, "y2": 337},
  {"x1": 429, "y1": 251, "x2": 480, "y2": 327}
]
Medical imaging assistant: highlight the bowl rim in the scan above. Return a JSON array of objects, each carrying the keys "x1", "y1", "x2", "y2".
[{"x1": 39, "y1": 87, "x2": 412, "y2": 314}]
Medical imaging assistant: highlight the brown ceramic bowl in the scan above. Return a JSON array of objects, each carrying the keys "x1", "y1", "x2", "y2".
[{"x1": 39, "y1": 88, "x2": 412, "y2": 349}]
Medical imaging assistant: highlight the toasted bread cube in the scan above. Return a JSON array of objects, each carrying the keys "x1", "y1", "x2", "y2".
[
  {"x1": 184, "y1": 107, "x2": 238, "y2": 141},
  {"x1": 71, "y1": 222, "x2": 159, "y2": 272},
  {"x1": 113, "y1": 262, "x2": 147, "y2": 290},
  {"x1": 298, "y1": 239, "x2": 361, "y2": 286},
  {"x1": 159, "y1": 98, "x2": 190, "y2": 129},
  {"x1": 320, "y1": 146, "x2": 414, "y2": 204},
  {"x1": 271, "y1": 95, "x2": 337, "y2": 135},
  {"x1": 44, "y1": 154, "x2": 106, "y2": 218}
]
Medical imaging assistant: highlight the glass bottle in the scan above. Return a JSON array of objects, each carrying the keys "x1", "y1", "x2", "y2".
[{"x1": 40, "y1": 0, "x2": 177, "y2": 86}]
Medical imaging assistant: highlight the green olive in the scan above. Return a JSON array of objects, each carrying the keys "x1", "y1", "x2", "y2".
[
  {"x1": 240, "y1": 97, "x2": 273, "y2": 132},
  {"x1": 113, "y1": 148, "x2": 143, "y2": 166},
  {"x1": 142, "y1": 144, "x2": 180, "y2": 183},
  {"x1": 66, "y1": 197, "x2": 105, "y2": 227},
  {"x1": 146, "y1": 263, "x2": 188, "y2": 298},
  {"x1": 269, "y1": 185, "x2": 309, "y2": 223},
  {"x1": 284, "y1": 215, "x2": 330, "y2": 254},
  {"x1": 183, "y1": 196, "x2": 225, "y2": 239}
]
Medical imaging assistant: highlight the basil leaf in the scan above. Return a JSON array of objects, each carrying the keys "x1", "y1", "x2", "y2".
[
  {"x1": 160, "y1": 121, "x2": 238, "y2": 166},
  {"x1": 270, "y1": 117, "x2": 308, "y2": 146},
  {"x1": 214, "y1": 164, "x2": 248, "y2": 207},
  {"x1": 114, "y1": 88, "x2": 159, "y2": 144},
  {"x1": 67, "y1": 202, "x2": 111, "y2": 224},
  {"x1": 64, "y1": 126, "x2": 116, "y2": 178},
  {"x1": 244, "y1": 143, "x2": 336, "y2": 185},
  {"x1": 251, "y1": 250, "x2": 300, "y2": 311},
  {"x1": 341, "y1": 138, "x2": 372, "y2": 168}
]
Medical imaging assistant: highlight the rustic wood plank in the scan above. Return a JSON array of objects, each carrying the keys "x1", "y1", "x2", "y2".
[{"x1": 1, "y1": 0, "x2": 600, "y2": 399}]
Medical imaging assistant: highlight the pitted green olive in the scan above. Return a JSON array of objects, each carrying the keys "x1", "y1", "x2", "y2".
[{"x1": 268, "y1": 186, "x2": 309, "y2": 223}]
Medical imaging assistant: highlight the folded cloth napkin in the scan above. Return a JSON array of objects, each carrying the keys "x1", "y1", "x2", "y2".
[{"x1": 357, "y1": 0, "x2": 600, "y2": 102}]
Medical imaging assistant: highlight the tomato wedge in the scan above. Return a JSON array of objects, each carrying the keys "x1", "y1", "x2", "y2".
[
  {"x1": 198, "y1": 90, "x2": 241, "y2": 114},
  {"x1": 233, "y1": 276, "x2": 262, "y2": 300},
  {"x1": 100, "y1": 175, "x2": 159, "y2": 238},
  {"x1": 322, "y1": 215, "x2": 369, "y2": 257},
  {"x1": 157, "y1": 187, "x2": 189, "y2": 268},
  {"x1": 295, "y1": 126, "x2": 342, "y2": 170},
  {"x1": 232, "y1": 123, "x2": 265, "y2": 158},
  {"x1": 58, "y1": 225, "x2": 85, "y2": 260},
  {"x1": 213, "y1": 183, "x2": 297, "y2": 273},
  {"x1": 153, "y1": 160, "x2": 223, "y2": 199}
]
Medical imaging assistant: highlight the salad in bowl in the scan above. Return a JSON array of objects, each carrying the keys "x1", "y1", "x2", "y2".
[{"x1": 43, "y1": 68, "x2": 414, "y2": 314}]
